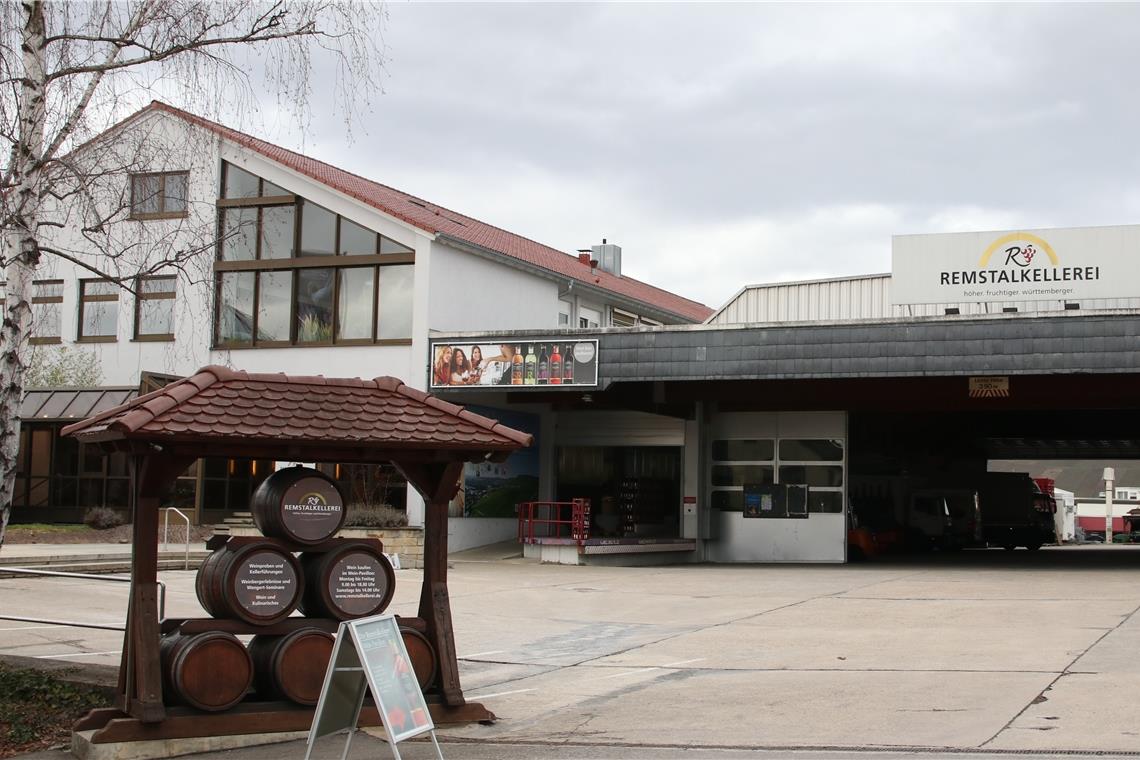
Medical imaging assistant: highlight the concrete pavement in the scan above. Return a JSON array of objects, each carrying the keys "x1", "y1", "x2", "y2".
[{"x1": 4, "y1": 544, "x2": 1140, "y2": 757}]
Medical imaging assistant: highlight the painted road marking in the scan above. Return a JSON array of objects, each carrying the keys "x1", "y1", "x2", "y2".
[
  {"x1": 663, "y1": 657, "x2": 706, "y2": 667},
  {"x1": 469, "y1": 688, "x2": 535, "y2": 699},
  {"x1": 600, "y1": 667, "x2": 661, "y2": 679},
  {"x1": 33, "y1": 651, "x2": 119, "y2": 659}
]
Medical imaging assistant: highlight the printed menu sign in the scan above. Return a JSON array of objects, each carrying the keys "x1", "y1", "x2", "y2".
[
  {"x1": 305, "y1": 614, "x2": 441, "y2": 760},
  {"x1": 429, "y1": 338, "x2": 599, "y2": 389}
]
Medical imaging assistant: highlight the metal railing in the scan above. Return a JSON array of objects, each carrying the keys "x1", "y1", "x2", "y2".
[
  {"x1": 0, "y1": 567, "x2": 166, "y2": 629},
  {"x1": 162, "y1": 506, "x2": 191, "y2": 570},
  {"x1": 518, "y1": 499, "x2": 591, "y2": 552}
]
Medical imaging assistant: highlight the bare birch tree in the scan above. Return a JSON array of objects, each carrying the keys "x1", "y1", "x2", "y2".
[{"x1": 0, "y1": 0, "x2": 385, "y2": 548}]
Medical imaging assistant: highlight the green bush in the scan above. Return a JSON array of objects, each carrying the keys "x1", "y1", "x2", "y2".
[
  {"x1": 344, "y1": 504, "x2": 408, "y2": 529},
  {"x1": 82, "y1": 507, "x2": 124, "y2": 530}
]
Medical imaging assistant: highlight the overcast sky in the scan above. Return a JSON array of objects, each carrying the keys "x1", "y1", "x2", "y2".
[{"x1": 249, "y1": 2, "x2": 1140, "y2": 310}]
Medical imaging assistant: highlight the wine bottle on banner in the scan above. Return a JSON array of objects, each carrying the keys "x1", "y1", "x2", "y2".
[
  {"x1": 512, "y1": 345, "x2": 524, "y2": 384},
  {"x1": 550, "y1": 344, "x2": 562, "y2": 384},
  {"x1": 524, "y1": 344, "x2": 537, "y2": 384},
  {"x1": 562, "y1": 344, "x2": 575, "y2": 384},
  {"x1": 538, "y1": 344, "x2": 549, "y2": 383}
]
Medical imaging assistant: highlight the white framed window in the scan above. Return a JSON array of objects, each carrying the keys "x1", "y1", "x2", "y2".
[{"x1": 578, "y1": 305, "x2": 601, "y2": 329}]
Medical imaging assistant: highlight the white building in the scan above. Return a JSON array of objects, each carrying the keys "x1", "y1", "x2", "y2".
[{"x1": 10, "y1": 102, "x2": 711, "y2": 546}]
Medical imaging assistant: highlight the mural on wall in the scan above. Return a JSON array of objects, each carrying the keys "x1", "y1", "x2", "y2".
[
  {"x1": 448, "y1": 405, "x2": 540, "y2": 518},
  {"x1": 429, "y1": 339, "x2": 598, "y2": 389}
]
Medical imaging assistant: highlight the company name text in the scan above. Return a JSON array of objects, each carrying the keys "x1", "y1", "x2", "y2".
[{"x1": 940, "y1": 266, "x2": 1100, "y2": 286}]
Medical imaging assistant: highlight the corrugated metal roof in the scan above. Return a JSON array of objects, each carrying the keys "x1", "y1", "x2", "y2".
[
  {"x1": 708, "y1": 273, "x2": 1140, "y2": 325},
  {"x1": 20, "y1": 388, "x2": 137, "y2": 422}
]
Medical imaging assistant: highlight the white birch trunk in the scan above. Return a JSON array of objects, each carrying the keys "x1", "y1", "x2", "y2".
[{"x1": 0, "y1": 1, "x2": 47, "y2": 550}]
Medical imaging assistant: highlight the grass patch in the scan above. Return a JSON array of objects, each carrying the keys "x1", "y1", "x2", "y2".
[{"x1": 0, "y1": 663, "x2": 108, "y2": 757}]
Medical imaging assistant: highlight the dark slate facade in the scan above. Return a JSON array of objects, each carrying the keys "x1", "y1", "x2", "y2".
[{"x1": 592, "y1": 312, "x2": 1140, "y2": 386}]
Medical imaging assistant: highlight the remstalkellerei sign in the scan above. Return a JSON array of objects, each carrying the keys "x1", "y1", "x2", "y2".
[
  {"x1": 892, "y1": 225, "x2": 1140, "y2": 305},
  {"x1": 280, "y1": 476, "x2": 344, "y2": 542},
  {"x1": 430, "y1": 339, "x2": 598, "y2": 389}
]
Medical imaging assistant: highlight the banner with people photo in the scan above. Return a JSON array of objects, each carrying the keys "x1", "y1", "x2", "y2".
[{"x1": 429, "y1": 339, "x2": 598, "y2": 389}]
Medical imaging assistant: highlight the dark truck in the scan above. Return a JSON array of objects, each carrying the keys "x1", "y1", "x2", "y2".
[{"x1": 978, "y1": 472, "x2": 1057, "y2": 551}]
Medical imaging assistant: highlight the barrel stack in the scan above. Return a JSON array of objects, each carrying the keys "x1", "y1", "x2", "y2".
[{"x1": 161, "y1": 466, "x2": 436, "y2": 712}]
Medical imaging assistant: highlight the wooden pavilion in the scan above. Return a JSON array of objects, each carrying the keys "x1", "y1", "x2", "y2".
[{"x1": 61, "y1": 365, "x2": 532, "y2": 744}]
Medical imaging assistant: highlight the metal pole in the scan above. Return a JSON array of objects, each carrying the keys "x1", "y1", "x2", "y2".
[{"x1": 1105, "y1": 467, "x2": 1116, "y2": 544}]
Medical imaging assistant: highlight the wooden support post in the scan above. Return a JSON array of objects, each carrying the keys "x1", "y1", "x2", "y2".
[
  {"x1": 397, "y1": 459, "x2": 466, "y2": 706},
  {"x1": 119, "y1": 452, "x2": 196, "y2": 724}
]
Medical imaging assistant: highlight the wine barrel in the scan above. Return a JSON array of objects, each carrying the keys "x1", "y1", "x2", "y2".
[
  {"x1": 161, "y1": 631, "x2": 252, "y2": 712},
  {"x1": 299, "y1": 542, "x2": 395, "y2": 620},
  {"x1": 250, "y1": 466, "x2": 346, "y2": 545},
  {"x1": 196, "y1": 541, "x2": 303, "y2": 625},
  {"x1": 400, "y1": 626, "x2": 437, "y2": 691},
  {"x1": 249, "y1": 627, "x2": 335, "y2": 705}
]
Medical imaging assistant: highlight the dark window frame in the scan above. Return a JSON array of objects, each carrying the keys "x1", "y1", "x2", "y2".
[
  {"x1": 130, "y1": 171, "x2": 190, "y2": 220},
  {"x1": 30, "y1": 279, "x2": 64, "y2": 345},
  {"x1": 133, "y1": 275, "x2": 177, "y2": 341},
  {"x1": 77, "y1": 278, "x2": 119, "y2": 343},
  {"x1": 213, "y1": 161, "x2": 414, "y2": 349}
]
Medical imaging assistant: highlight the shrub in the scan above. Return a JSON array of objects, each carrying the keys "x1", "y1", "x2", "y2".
[
  {"x1": 83, "y1": 507, "x2": 124, "y2": 530},
  {"x1": 344, "y1": 504, "x2": 408, "y2": 529}
]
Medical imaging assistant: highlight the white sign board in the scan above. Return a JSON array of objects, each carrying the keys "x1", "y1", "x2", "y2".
[
  {"x1": 891, "y1": 225, "x2": 1140, "y2": 305},
  {"x1": 305, "y1": 614, "x2": 442, "y2": 760}
]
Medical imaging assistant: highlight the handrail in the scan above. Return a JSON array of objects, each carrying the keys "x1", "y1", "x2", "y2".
[
  {"x1": 518, "y1": 499, "x2": 591, "y2": 552},
  {"x1": 163, "y1": 506, "x2": 191, "y2": 570},
  {"x1": 0, "y1": 566, "x2": 167, "y2": 626}
]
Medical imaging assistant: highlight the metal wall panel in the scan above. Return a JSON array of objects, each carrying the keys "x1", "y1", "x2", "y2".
[{"x1": 709, "y1": 275, "x2": 1140, "y2": 325}]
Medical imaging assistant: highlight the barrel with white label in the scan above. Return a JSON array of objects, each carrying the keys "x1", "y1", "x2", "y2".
[
  {"x1": 250, "y1": 466, "x2": 346, "y2": 545},
  {"x1": 299, "y1": 543, "x2": 395, "y2": 621},
  {"x1": 196, "y1": 541, "x2": 303, "y2": 626}
]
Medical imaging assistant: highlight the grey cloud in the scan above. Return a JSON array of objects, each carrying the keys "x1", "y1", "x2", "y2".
[{"x1": 228, "y1": 2, "x2": 1140, "y2": 306}]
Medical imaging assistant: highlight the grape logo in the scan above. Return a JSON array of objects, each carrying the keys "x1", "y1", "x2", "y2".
[
  {"x1": 938, "y1": 231, "x2": 1098, "y2": 288},
  {"x1": 978, "y1": 232, "x2": 1059, "y2": 269}
]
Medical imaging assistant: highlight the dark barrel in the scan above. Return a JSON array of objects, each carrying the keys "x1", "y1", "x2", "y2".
[
  {"x1": 250, "y1": 466, "x2": 346, "y2": 545},
  {"x1": 161, "y1": 631, "x2": 253, "y2": 712},
  {"x1": 400, "y1": 626, "x2": 437, "y2": 691},
  {"x1": 249, "y1": 627, "x2": 335, "y2": 705},
  {"x1": 299, "y1": 542, "x2": 395, "y2": 620},
  {"x1": 196, "y1": 541, "x2": 303, "y2": 625}
]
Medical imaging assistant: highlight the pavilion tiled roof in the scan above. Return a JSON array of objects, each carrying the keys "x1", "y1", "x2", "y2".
[
  {"x1": 60, "y1": 365, "x2": 533, "y2": 452},
  {"x1": 141, "y1": 101, "x2": 712, "y2": 324}
]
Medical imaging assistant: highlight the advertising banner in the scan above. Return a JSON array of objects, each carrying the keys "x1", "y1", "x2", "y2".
[
  {"x1": 449, "y1": 405, "x2": 540, "y2": 518},
  {"x1": 891, "y1": 225, "x2": 1140, "y2": 305},
  {"x1": 429, "y1": 339, "x2": 598, "y2": 389}
]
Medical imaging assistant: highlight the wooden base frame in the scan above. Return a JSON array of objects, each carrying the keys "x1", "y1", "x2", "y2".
[{"x1": 77, "y1": 701, "x2": 496, "y2": 744}]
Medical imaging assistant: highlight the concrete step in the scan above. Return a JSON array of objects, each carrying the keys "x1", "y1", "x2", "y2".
[
  {"x1": 0, "y1": 551, "x2": 210, "y2": 575},
  {"x1": 0, "y1": 556, "x2": 207, "y2": 577}
]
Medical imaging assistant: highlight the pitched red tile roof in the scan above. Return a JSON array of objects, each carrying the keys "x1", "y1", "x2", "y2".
[
  {"x1": 60, "y1": 365, "x2": 533, "y2": 454},
  {"x1": 140, "y1": 101, "x2": 712, "y2": 323}
]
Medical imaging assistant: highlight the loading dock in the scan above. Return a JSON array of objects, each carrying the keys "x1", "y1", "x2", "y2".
[{"x1": 433, "y1": 309, "x2": 1140, "y2": 564}]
